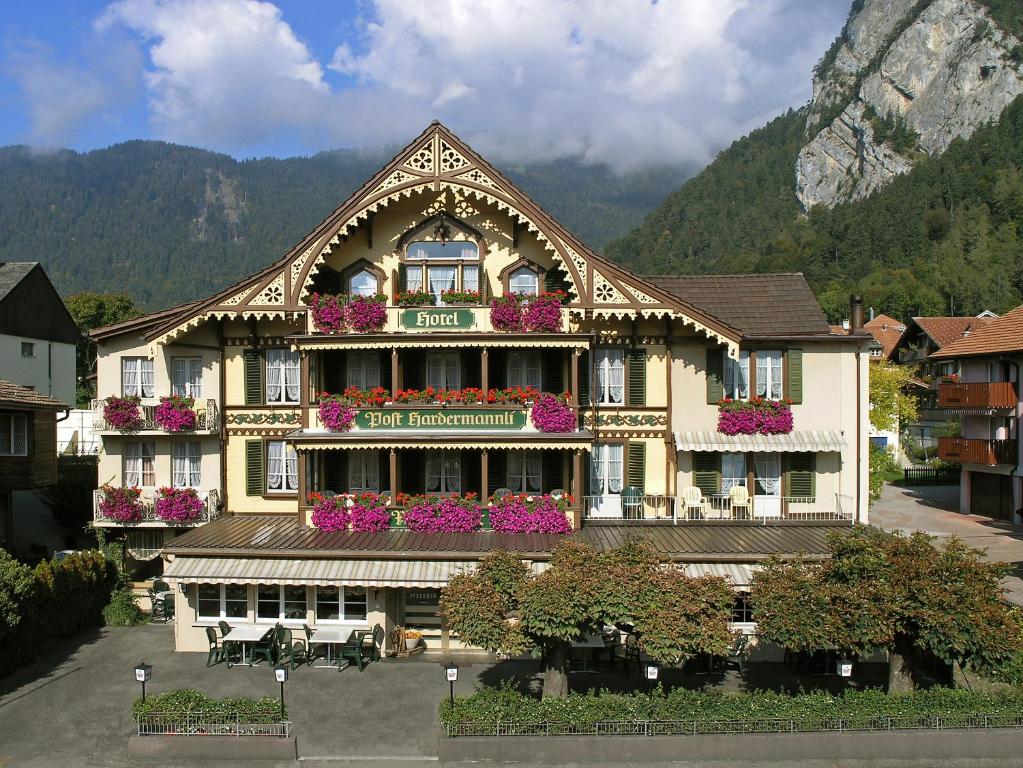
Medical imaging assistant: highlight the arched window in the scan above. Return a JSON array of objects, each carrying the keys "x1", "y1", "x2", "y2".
[
  {"x1": 349, "y1": 269, "x2": 378, "y2": 297},
  {"x1": 509, "y1": 266, "x2": 539, "y2": 296}
]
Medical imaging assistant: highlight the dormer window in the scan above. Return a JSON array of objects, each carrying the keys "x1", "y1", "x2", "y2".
[
  {"x1": 509, "y1": 266, "x2": 539, "y2": 296},
  {"x1": 405, "y1": 240, "x2": 480, "y2": 305},
  {"x1": 349, "y1": 269, "x2": 378, "y2": 297}
]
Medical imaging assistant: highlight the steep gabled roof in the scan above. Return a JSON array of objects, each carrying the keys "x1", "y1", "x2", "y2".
[
  {"x1": 138, "y1": 122, "x2": 741, "y2": 351},
  {"x1": 0, "y1": 262, "x2": 35, "y2": 302},
  {"x1": 0, "y1": 262, "x2": 80, "y2": 345},
  {"x1": 930, "y1": 305, "x2": 1023, "y2": 359},
  {"x1": 863, "y1": 313, "x2": 906, "y2": 358},
  {"x1": 911, "y1": 316, "x2": 992, "y2": 350}
]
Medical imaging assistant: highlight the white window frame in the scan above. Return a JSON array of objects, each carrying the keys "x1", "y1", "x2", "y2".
[
  {"x1": 256, "y1": 584, "x2": 308, "y2": 623},
  {"x1": 721, "y1": 452, "x2": 746, "y2": 493},
  {"x1": 265, "y1": 349, "x2": 300, "y2": 404},
  {"x1": 723, "y1": 351, "x2": 750, "y2": 400},
  {"x1": 266, "y1": 441, "x2": 298, "y2": 494},
  {"x1": 507, "y1": 450, "x2": 542, "y2": 494},
  {"x1": 509, "y1": 267, "x2": 539, "y2": 296},
  {"x1": 314, "y1": 585, "x2": 369, "y2": 624},
  {"x1": 347, "y1": 351, "x2": 380, "y2": 390},
  {"x1": 122, "y1": 357, "x2": 154, "y2": 398},
  {"x1": 172, "y1": 357, "x2": 203, "y2": 398},
  {"x1": 0, "y1": 414, "x2": 28, "y2": 456},
  {"x1": 594, "y1": 348, "x2": 625, "y2": 405},
  {"x1": 425, "y1": 450, "x2": 460, "y2": 494},
  {"x1": 755, "y1": 350, "x2": 783, "y2": 400},
  {"x1": 349, "y1": 269, "x2": 378, "y2": 297},
  {"x1": 590, "y1": 443, "x2": 624, "y2": 495},
  {"x1": 507, "y1": 351, "x2": 542, "y2": 392},
  {"x1": 426, "y1": 351, "x2": 461, "y2": 390},
  {"x1": 348, "y1": 451, "x2": 380, "y2": 493},
  {"x1": 123, "y1": 441, "x2": 156, "y2": 487},
  {"x1": 196, "y1": 584, "x2": 248, "y2": 621},
  {"x1": 171, "y1": 441, "x2": 201, "y2": 488}
]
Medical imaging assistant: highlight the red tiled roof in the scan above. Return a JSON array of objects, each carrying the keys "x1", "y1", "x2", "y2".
[
  {"x1": 912, "y1": 316, "x2": 992, "y2": 350},
  {"x1": 931, "y1": 305, "x2": 1023, "y2": 359},
  {"x1": 0, "y1": 379, "x2": 68, "y2": 410},
  {"x1": 863, "y1": 314, "x2": 906, "y2": 358}
]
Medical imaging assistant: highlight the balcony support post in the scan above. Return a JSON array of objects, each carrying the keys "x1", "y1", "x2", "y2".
[
  {"x1": 481, "y1": 348, "x2": 489, "y2": 395},
  {"x1": 481, "y1": 450, "x2": 489, "y2": 502},
  {"x1": 570, "y1": 350, "x2": 579, "y2": 406},
  {"x1": 571, "y1": 449, "x2": 583, "y2": 530},
  {"x1": 389, "y1": 448, "x2": 398, "y2": 504},
  {"x1": 391, "y1": 347, "x2": 400, "y2": 394},
  {"x1": 297, "y1": 452, "x2": 307, "y2": 524}
]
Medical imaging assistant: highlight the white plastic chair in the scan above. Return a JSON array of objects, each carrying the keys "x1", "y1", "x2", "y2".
[
  {"x1": 729, "y1": 485, "x2": 751, "y2": 520},
  {"x1": 681, "y1": 486, "x2": 707, "y2": 519}
]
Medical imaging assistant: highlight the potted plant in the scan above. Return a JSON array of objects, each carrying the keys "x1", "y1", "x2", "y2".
[
  {"x1": 490, "y1": 294, "x2": 522, "y2": 331},
  {"x1": 404, "y1": 628, "x2": 423, "y2": 649},
  {"x1": 318, "y1": 394, "x2": 357, "y2": 432},
  {"x1": 530, "y1": 392, "x2": 575, "y2": 433},
  {"x1": 521, "y1": 291, "x2": 566, "y2": 332},
  {"x1": 396, "y1": 289, "x2": 436, "y2": 307},
  {"x1": 153, "y1": 395, "x2": 197, "y2": 432},
  {"x1": 440, "y1": 288, "x2": 481, "y2": 306},
  {"x1": 306, "y1": 292, "x2": 346, "y2": 334},
  {"x1": 154, "y1": 487, "x2": 204, "y2": 523}
]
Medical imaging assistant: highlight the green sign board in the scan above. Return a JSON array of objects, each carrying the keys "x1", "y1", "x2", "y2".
[
  {"x1": 355, "y1": 408, "x2": 526, "y2": 430},
  {"x1": 399, "y1": 308, "x2": 476, "y2": 330}
]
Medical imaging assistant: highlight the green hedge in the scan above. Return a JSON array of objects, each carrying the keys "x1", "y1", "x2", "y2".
[
  {"x1": 0, "y1": 550, "x2": 117, "y2": 677},
  {"x1": 133, "y1": 689, "x2": 285, "y2": 723},
  {"x1": 441, "y1": 683, "x2": 1023, "y2": 728}
]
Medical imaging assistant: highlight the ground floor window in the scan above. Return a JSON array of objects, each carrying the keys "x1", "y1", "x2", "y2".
[
  {"x1": 267, "y1": 441, "x2": 298, "y2": 493},
  {"x1": 721, "y1": 452, "x2": 746, "y2": 493},
  {"x1": 197, "y1": 584, "x2": 247, "y2": 620},
  {"x1": 507, "y1": 450, "x2": 542, "y2": 493},
  {"x1": 590, "y1": 443, "x2": 623, "y2": 495},
  {"x1": 731, "y1": 593, "x2": 754, "y2": 624},
  {"x1": 425, "y1": 450, "x2": 460, "y2": 494},
  {"x1": 257, "y1": 585, "x2": 307, "y2": 621},
  {"x1": 349, "y1": 451, "x2": 380, "y2": 493},
  {"x1": 315, "y1": 586, "x2": 368, "y2": 622}
]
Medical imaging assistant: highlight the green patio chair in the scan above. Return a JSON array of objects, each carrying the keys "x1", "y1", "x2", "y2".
[
  {"x1": 363, "y1": 623, "x2": 385, "y2": 663},
  {"x1": 276, "y1": 626, "x2": 308, "y2": 671},
  {"x1": 218, "y1": 622, "x2": 241, "y2": 668},
  {"x1": 205, "y1": 626, "x2": 224, "y2": 667},
  {"x1": 622, "y1": 486, "x2": 643, "y2": 519},
  {"x1": 339, "y1": 630, "x2": 370, "y2": 672},
  {"x1": 250, "y1": 626, "x2": 277, "y2": 666},
  {"x1": 302, "y1": 624, "x2": 320, "y2": 666}
]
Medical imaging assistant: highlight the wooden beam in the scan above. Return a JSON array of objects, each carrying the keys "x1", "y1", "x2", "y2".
[
  {"x1": 481, "y1": 348, "x2": 489, "y2": 395},
  {"x1": 391, "y1": 347, "x2": 400, "y2": 393},
  {"x1": 481, "y1": 450, "x2": 489, "y2": 503},
  {"x1": 389, "y1": 449, "x2": 398, "y2": 505},
  {"x1": 572, "y1": 449, "x2": 583, "y2": 530}
]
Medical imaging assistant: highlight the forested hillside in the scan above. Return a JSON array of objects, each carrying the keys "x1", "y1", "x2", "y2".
[
  {"x1": 608, "y1": 96, "x2": 1023, "y2": 322},
  {"x1": 0, "y1": 142, "x2": 688, "y2": 308}
]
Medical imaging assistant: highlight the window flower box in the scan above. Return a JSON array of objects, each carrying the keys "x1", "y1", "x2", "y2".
[
  {"x1": 155, "y1": 487, "x2": 204, "y2": 523},
  {"x1": 306, "y1": 293, "x2": 387, "y2": 333},
  {"x1": 530, "y1": 393, "x2": 575, "y2": 433},
  {"x1": 389, "y1": 386, "x2": 544, "y2": 406},
  {"x1": 490, "y1": 291, "x2": 566, "y2": 332},
  {"x1": 718, "y1": 398, "x2": 793, "y2": 435},
  {"x1": 440, "y1": 289, "x2": 481, "y2": 305},
  {"x1": 103, "y1": 395, "x2": 143, "y2": 431},
  {"x1": 153, "y1": 395, "x2": 197, "y2": 432},
  {"x1": 307, "y1": 292, "x2": 346, "y2": 334},
  {"x1": 396, "y1": 289, "x2": 436, "y2": 307},
  {"x1": 310, "y1": 493, "x2": 389, "y2": 532},
  {"x1": 98, "y1": 485, "x2": 143, "y2": 523},
  {"x1": 402, "y1": 494, "x2": 483, "y2": 532},
  {"x1": 488, "y1": 493, "x2": 573, "y2": 533},
  {"x1": 344, "y1": 294, "x2": 387, "y2": 333}
]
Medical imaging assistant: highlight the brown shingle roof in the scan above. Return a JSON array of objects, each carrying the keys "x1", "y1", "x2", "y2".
[
  {"x1": 931, "y1": 305, "x2": 1023, "y2": 359},
  {"x1": 651, "y1": 273, "x2": 831, "y2": 337},
  {"x1": 863, "y1": 314, "x2": 906, "y2": 358},
  {"x1": 912, "y1": 316, "x2": 992, "y2": 350},
  {"x1": 0, "y1": 379, "x2": 68, "y2": 410}
]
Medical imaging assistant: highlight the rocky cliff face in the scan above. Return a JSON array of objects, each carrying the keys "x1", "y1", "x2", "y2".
[{"x1": 796, "y1": 0, "x2": 1023, "y2": 210}]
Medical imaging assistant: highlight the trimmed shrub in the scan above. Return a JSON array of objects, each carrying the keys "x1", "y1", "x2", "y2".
[
  {"x1": 103, "y1": 587, "x2": 148, "y2": 627},
  {"x1": 133, "y1": 689, "x2": 285, "y2": 722}
]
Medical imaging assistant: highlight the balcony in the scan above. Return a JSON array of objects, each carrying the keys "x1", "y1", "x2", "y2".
[
  {"x1": 938, "y1": 382, "x2": 1017, "y2": 410},
  {"x1": 93, "y1": 489, "x2": 221, "y2": 527},
  {"x1": 938, "y1": 437, "x2": 1017, "y2": 466},
  {"x1": 581, "y1": 494, "x2": 854, "y2": 524},
  {"x1": 91, "y1": 398, "x2": 220, "y2": 433}
]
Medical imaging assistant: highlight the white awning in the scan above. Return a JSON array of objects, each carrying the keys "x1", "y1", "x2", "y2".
[
  {"x1": 673, "y1": 430, "x2": 846, "y2": 453},
  {"x1": 164, "y1": 557, "x2": 479, "y2": 587},
  {"x1": 684, "y1": 562, "x2": 759, "y2": 587}
]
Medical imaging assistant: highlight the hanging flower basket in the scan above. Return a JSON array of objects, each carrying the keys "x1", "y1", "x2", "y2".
[
  {"x1": 530, "y1": 393, "x2": 575, "y2": 433},
  {"x1": 154, "y1": 487, "x2": 204, "y2": 522},
  {"x1": 318, "y1": 395, "x2": 357, "y2": 432},
  {"x1": 153, "y1": 395, "x2": 197, "y2": 432},
  {"x1": 345, "y1": 295, "x2": 387, "y2": 333},
  {"x1": 98, "y1": 485, "x2": 144, "y2": 523},
  {"x1": 402, "y1": 494, "x2": 483, "y2": 532},
  {"x1": 307, "y1": 292, "x2": 346, "y2": 334},
  {"x1": 103, "y1": 396, "x2": 143, "y2": 431},
  {"x1": 395, "y1": 289, "x2": 436, "y2": 307},
  {"x1": 489, "y1": 494, "x2": 573, "y2": 533},
  {"x1": 718, "y1": 398, "x2": 793, "y2": 435}
]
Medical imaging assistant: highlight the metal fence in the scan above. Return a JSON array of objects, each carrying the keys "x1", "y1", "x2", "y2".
[
  {"x1": 137, "y1": 713, "x2": 291, "y2": 738},
  {"x1": 444, "y1": 712, "x2": 1023, "y2": 738},
  {"x1": 581, "y1": 494, "x2": 854, "y2": 524}
]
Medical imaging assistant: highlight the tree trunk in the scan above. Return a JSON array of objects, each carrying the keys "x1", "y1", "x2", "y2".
[
  {"x1": 887, "y1": 638, "x2": 915, "y2": 694},
  {"x1": 542, "y1": 641, "x2": 571, "y2": 699}
]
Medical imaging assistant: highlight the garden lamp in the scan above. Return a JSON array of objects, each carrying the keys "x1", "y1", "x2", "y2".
[
  {"x1": 445, "y1": 663, "x2": 458, "y2": 705},
  {"x1": 275, "y1": 666, "x2": 288, "y2": 719},
  {"x1": 134, "y1": 662, "x2": 152, "y2": 702}
]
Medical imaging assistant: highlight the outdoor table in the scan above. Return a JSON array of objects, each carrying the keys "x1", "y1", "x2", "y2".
[
  {"x1": 570, "y1": 633, "x2": 606, "y2": 672},
  {"x1": 310, "y1": 627, "x2": 357, "y2": 668},
  {"x1": 224, "y1": 625, "x2": 272, "y2": 666}
]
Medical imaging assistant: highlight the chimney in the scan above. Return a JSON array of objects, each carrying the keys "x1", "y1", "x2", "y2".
[{"x1": 850, "y1": 295, "x2": 865, "y2": 333}]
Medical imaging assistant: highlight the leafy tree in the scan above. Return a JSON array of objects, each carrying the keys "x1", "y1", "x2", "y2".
[
  {"x1": 869, "y1": 360, "x2": 918, "y2": 433},
  {"x1": 64, "y1": 293, "x2": 142, "y2": 406}
]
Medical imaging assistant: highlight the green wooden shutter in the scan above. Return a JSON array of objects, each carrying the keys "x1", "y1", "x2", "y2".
[
  {"x1": 627, "y1": 349, "x2": 646, "y2": 406},
  {"x1": 786, "y1": 348, "x2": 803, "y2": 404},
  {"x1": 626, "y1": 442, "x2": 646, "y2": 493},
  {"x1": 243, "y1": 349, "x2": 263, "y2": 405},
  {"x1": 245, "y1": 440, "x2": 264, "y2": 496},
  {"x1": 692, "y1": 452, "x2": 721, "y2": 496},
  {"x1": 706, "y1": 348, "x2": 724, "y2": 404},
  {"x1": 397, "y1": 263, "x2": 407, "y2": 293},
  {"x1": 785, "y1": 452, "x2": 815, "y2": 499},
  {"x1": 578, "y1": 351, "x2": 590, "y2": 407}
]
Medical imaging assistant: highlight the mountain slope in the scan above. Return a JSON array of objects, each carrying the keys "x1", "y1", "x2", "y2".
[{"x1": 0, "y1": 142, "x2": 690, "y2": 308}]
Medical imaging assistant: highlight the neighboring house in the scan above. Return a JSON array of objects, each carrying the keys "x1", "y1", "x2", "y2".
[
  {"x1": 0, "y1": 263, "x2": 79, "y2": 557},
  {"x1": 929, "y1": 306, "x2": 1023, "y2": 523},
  {"x1": 863, "y1": 313, "x2": 906, "y2": 456},
  {"x1": 0, "y1": 380, "x2": 68, "y2": 553},
  {"x1": 90, "y1": 123, "x2": 869, "y2": 654}
]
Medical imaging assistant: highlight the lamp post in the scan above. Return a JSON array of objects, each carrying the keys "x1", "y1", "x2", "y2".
[
  {"x1": 134, "y1": 662, "x2": 152, "y2": 702},
  {"x1": 645, "y1": 662, "x2": 659, "y2": 695},
  {"x1": 274, "y1": 666, "x2": 288, "y2": 719},
  {"x1": 445, "y1": 663, "x2": 458, "y2": 706}
]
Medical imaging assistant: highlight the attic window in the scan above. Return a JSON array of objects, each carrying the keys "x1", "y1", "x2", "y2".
[
  {"x1": 349, "y1": 269, "x2": 378, "y2": 297},
  {"x1": 406, "y1": 241, "x2": 478, "y2": 261}
]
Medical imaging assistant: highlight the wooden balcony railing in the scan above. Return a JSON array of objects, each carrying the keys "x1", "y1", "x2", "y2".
[
  {"x1": 938, "y1": 437, "x2": 1017, "y2": 466},
  {"x1": 938, "y1": 382, "x2": 1017, "y2": 409}
]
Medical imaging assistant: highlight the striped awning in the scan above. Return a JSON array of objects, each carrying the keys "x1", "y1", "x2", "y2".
[
  {"x1": 684, "y1": 562, "x2": 759, "y2": 587},
  {"x1": 163, "y1": 557, "x2": 481, "y2": 587},
  {"x1": 673, "y1": 430, "x2": 846, "y2": 453}
]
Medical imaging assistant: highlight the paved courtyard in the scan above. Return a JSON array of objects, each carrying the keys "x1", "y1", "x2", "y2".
[{"x1": 869, "y1": 483, "x2": 1023, "y2": 604}]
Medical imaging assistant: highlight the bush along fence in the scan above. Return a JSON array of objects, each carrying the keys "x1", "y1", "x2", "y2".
[
  {"x1": 0, "y1": 550, "x2": 117, "y2": 677},
  {"x1": 133, "y1": 690, "x2": 290, "y2": 738},
  {"x1": 440, "y1": 685, "x2": 1023, "y2": 738}
]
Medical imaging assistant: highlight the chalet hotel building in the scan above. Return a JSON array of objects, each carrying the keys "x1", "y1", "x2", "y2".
[{"x1": 89, "y1": 124, "x2": 870, "y2": 654}]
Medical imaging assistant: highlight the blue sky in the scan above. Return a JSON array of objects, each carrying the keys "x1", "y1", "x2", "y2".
[{"x1": 0, "y1": 0, "x2": 850, "y2": 168}]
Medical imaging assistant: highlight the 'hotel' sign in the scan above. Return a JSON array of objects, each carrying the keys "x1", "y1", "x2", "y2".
[
  {"x1": 399, "y1": 308, "x2": 476, "y2": 330},
  {"x1": 355, "y1": 408, "x2": 526, "y2": 430}
]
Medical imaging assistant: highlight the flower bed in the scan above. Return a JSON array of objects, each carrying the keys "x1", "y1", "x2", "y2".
[
  {"x1": 103, "y1": 396, "x2": 143, "y2": 431},
  {"x1": 718, "y1": 398, "x2": 793, "y2": 435},
  {"x1": 345, "y1": 294, "x2": 387, "y2": 333},
  {"x1": 530, "y1": 393, "x2": 575, "y2": 433},
  {"x1": 489, "y1": 494, "x2": 573, "y2": 533},
  {"x1": 441, "y1": 288, "x2": 482, "y2": 305},
  {"x1": 310, "y1": 493, "x2": 390, "y2": 532},
  {"x1": 318, "y1": 395, "x2": 357, "y2": 432},
  {"x1": 155, "y1": 487, "x2": 204, "y2": 522},
  {"x1": 98, "y1": 485, "x2": 144, "y2": 523},
  {"x1": 402, "y1": 494, "x2": 483, "y2": 532},
  {"x1": 154, "y1": 395, "x2": 197, "y2": 432},
  {"x1": 396, "y1": 289, "x2": 436, "y2": 307},
  {"x1": 490, "y1": 291, "x2": 566, "y2": 332}
]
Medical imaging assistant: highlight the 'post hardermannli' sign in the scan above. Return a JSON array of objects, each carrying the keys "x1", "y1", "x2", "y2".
[{"x1": 355, "y1": 408, "x2": 526, "y2": 430}]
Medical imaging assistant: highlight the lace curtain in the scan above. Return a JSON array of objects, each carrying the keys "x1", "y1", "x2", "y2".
[
  {"x1": 172, "y1": 442, "x2": 201, "y2": 488},
  {"x1": 124, "y1": 442, "x2": 141, "y2": 486},
  {"x1": 507, "y1": 451, "x2": 542, "y2": 493},
  {"x1": 429, "y1": 266, "x2": 456, "y2": 303},
  {"x1": 590, "y1": 444, "x2": 624, "y2": 494},
  {"x1": 267, "y1": 441, "x2": 284, "y2": 490},
  {"x1": 349, "y1": 452, "x2": 380, "y2": 492},
  {"x1": 725, "y1": 352, "x2": 749, "y2": 399},
  {"x1": 348, "y1": 352, "x2": 380, "y2": 389},
  {"x1": 721, "y1": 452, "x2": 746, "y2": 492},
  {"x1": 284, "y1": 352, "x2": 300, "y2": 403},
  {"x1": 596, "y1": 349, "x2": 625, "y2": 404},
  {"x1": 507, "y1": 351, "x2": 541, "y2": 390},
  {"x1": 756, "y1": 350, "x2": 783, "y2": 399},
  {"x1": 754, "y1": 454, "x2": 781, "y2": 496},
  {"x1": 266, "y1": 350, "x2": 284, "y2": 403},
  {"x1": 284, "y1": 445, "x2": 298, "y2": 491},
  {"x1": 173, "y1": 358, "x2": 203, "y2": 397}
]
